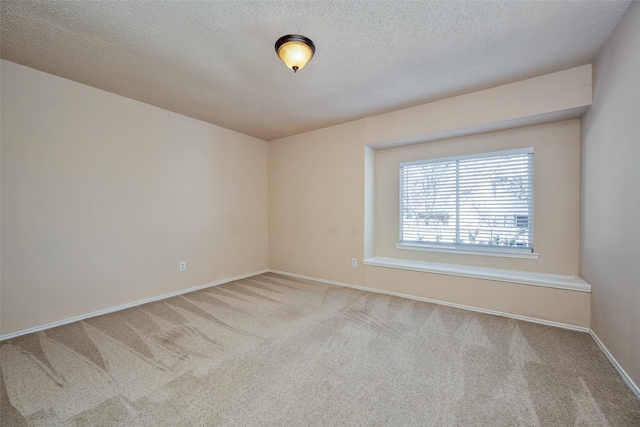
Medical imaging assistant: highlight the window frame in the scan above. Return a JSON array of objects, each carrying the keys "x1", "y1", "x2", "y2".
[{"x1": 398, "y1": 147, "x2": 536, "y2": 258}]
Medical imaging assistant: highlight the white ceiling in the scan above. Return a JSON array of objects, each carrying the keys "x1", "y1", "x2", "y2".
[{"x1": 0, "y1": 1, "x2": 631, "y2": 141}]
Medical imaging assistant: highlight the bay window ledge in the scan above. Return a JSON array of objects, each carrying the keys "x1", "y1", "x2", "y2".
[
  {"x1": 362, "y1": 256, "x2": 591, "y2": 292},
  {"x1": 396, "y1": 242, "x2": 540, "y2": 259}
]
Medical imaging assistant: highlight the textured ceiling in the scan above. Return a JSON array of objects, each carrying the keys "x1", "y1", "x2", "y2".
[{"x1": 0, "y1": 1, "x2": 631, "y2": 141}]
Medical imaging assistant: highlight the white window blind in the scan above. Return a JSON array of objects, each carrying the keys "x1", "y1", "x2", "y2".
[{"x1": 400, "y1": 148, "x2": 534, "y2": 253}]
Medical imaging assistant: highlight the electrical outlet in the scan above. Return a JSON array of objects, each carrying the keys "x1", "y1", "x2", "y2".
[
  {"x1": 180, "y1": 261, "x2": 186, "y2": 271},
  {"x1": 352, "y1": 258, "x2": 357, "y2": 267}
]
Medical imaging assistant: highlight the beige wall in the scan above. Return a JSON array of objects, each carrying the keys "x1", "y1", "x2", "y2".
[
  {"x1": 1, "y1": 61, "x2": 594, "y2": 335},
  {"x1": 376, "y1": 120, "x2": 581, "y2": 274},
  {"x1": 270, "y1": 66, "x2": 592, "y2": 327},
  {"x1": 269, "y1": 120, "x2": 366, "y2": 286},
  {"x1": 363, "y1": 267, "x2": 590, "y2": 328},
  {"x1": 1, "y1": 60, "x2": 269, "y2": 335},
  {"x1": 360, "y1": 65, "x2": 592, "y2": 146},
  {"x1": 581, "y1": 2, "x2": 640, "y2": 386}
]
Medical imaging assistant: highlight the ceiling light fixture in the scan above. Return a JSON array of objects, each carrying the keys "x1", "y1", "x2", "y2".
[{"x1": 275, "y1": 34, "x2": 315, "y2": 73}]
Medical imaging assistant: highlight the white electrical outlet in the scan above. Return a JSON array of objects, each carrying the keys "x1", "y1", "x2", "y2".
[
  {"x1": 180, "y1": 261, "x2": 186, "y2": 271},
  {"x1": 352, "y1": 258, "x2": 357, "y2": 267}
]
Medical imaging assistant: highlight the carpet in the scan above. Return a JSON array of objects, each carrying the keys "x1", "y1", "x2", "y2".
[{"x1": 1, "y1": 272, "x2": 639, "y2": 426}]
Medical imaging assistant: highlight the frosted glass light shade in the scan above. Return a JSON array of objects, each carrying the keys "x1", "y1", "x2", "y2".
[{"x1": 275, "y1": 35, "x2": 315, "y2": 73}]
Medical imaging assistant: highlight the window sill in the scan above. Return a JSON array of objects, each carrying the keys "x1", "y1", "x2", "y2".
[
  {"x1": 362, "y1": 256, "x2": 590, "y2": 292},
  {"x1": 396, "y1": 243, "x2": 540, "y2": 260}
]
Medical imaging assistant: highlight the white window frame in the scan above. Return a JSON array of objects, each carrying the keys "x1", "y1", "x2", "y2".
[{"x1": 397, "y1": 148, "x2": 539, "y2": 259}]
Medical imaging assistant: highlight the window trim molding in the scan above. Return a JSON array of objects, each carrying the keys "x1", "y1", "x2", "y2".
[
  {"x1": 396, "y1": 242, "x2": 540, "y2": 259},
  {"x1": 362, "y1": 256, "x2": 590, "y2": 292}
]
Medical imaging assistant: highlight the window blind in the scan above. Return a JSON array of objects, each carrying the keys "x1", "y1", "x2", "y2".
[{"x1": 400, "y1": 149, "x2": 534, "y2": 252}]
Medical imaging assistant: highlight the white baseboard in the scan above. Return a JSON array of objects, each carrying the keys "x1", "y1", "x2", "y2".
[
  {"x1": 589, "y1": 330, "x2": 640, "y2": 400},
  {"x1": 0, "y1": 270, "x2": 268, "y2": 341},
  {"x1": 268, "y1": 269, "x2": 590, "y2": 333}
]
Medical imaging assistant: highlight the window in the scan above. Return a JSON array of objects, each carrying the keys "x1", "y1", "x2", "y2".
[{"x1": 399, "y1": 148, "x2": 534, "y2": 254}]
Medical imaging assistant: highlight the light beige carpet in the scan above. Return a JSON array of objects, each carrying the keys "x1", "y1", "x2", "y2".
[{"x1": 1, "y1": 272, "x2": 639, "y2": 426}]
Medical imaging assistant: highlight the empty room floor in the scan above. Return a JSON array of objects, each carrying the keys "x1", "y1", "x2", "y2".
[{"x1": 1, "y1": 273, "x2": 639, "y2": 426}]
